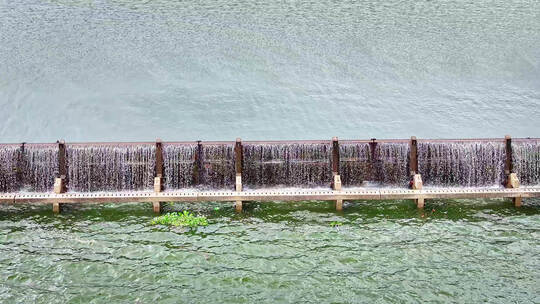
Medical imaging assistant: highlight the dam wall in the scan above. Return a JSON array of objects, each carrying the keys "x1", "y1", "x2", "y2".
[{"x1": 1, "y1": 137, "x2": 539, "y2": 194}]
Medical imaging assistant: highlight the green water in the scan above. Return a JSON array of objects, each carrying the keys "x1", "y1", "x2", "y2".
[{"x1": 1, "y1": 199, "x2": 539, "y2": 303}]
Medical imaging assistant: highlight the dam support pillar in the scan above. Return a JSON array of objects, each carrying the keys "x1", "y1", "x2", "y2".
[
  {"x1": 332, "y1": 137, "x2": 343, "y2": 211},
  {"x1": 409, "y1": 137, "x2": 424, "y2": 208},
  {"x1": 52, "y1": 202, "x2": 60, "y2": 213},
  {"x1": 412, "y1": 174, "x2": 424, "y2": 208},
  {"x1": 53, "y1": 177, "x2": 65, "y2": 194},
  {"x1": 153, "y1": 139, "x2": 164, "y2": 213},
  {"x1": 506, "y1": 173, "x2": 522, "y2": 207},
  {"x1": 154, "y1": 176, "x2": 163, "y2": 193},
  {"x1": 235, "y1": 138, "x2": 243, "y2": 212},
  {"x1": 335, "y1": 199, "x2": 343, "y2": 211},
  {"x1": 53, "y1": 140, "x2": 67, "y2": 213},
  {"x1": 334, "y1": 174, "x2": 343, "y2": 211},
  {"x1": 153, "y1": 177, "x2": 163, "y2": 213},
  {"x1": 153, "y1": 202, "x2": 162, "y2": 213},
  {"x1": 235, "y1": 174, "x2": 243, "y2": 212},
  {"x1": 505, "y1": 136, "x2": 521, "y2": 207},
  {"x1": 53, "y1": 177, "x2": 65, "y2": 213},
  {"x1": 409, "y1": 136, "x2": 418, "y2": 175},
  {"x1": 415, "y1": 197, "x2": 425, "y2": 209}
]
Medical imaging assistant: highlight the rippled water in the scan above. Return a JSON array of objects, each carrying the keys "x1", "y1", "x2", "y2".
[
  {"x1": 1, "y1": 1, "x2": 540, "y2": 302},
  {"x1": 1, "y1": 0, "x2": 539, "y2": 141},
  {"x1": 1, "y1": 199, "x2": 539, "y2": 303}
]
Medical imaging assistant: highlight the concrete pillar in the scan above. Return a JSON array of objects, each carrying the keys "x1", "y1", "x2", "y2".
[
  {"x1": 333, "y1": 174, "x2": 342, "y2": 191},
  {"x1": 155, "y1": 139, "x2": 164, "y2": 177},
  {"x1": 504, "y1": 135, "x2": 513, "y2": 176},
  {"x1": 153, "y1": 202, "x2": 162, "y2": 213},
  {"x1": 235, "y1": 173, "x2": 242, "y2": 192},
  {"x1": 235, "y1": 201, "x2": 243, "y2": 212},
  {"x1": 53, "y1": 177, "x2": 65, "y2": 213},
  {"x1": 331, "y1": 137, "x2": 340, "y2": 174},
  {"x1": 235, "y1": 173, "x2": 242, "y2": 212},
  {"x1": 153, "y1": 176, "x2": 163, "y2": 213},
  {"x1": 154, "y1": 176, "x2": 163, "y2": 193},
  {"x1": 335, "y1": 199, "x2": 343, "y2": 211},
  {"x1": 333, "y1": 174, "x2": 342, "y2": 210},
  {"x1": 235, "y1": 139, "x2": 244, "y2": 213},
  {"x1": 412, "y1": 174, "x2": 423, "y2": 190},
  {"x1": 506, "y1": 172, "x2": 522, "y2": 207},
  {"x1": 412, "y1": 174, "x2": 424, "y2": 208},
  {"x1": 416, "y1": 197, "x2": 425, "y2": 209},
  {"x1": 53, "y1": 177, "x2": 65, "y2": 194},
  {"x1": 506, "y1": 172, "x2": 520, "y2": 189},
  {"x1": 409, "y1": 136, "x2": 418, "y2": 174}
]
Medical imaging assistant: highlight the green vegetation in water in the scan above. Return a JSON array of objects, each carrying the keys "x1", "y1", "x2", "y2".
[
  {"x1": 330, "y1": 221, "x2": 343, "y2": 227},
  {"x1": 151, "y1": 211, "x2": 208, "y2": 227}
]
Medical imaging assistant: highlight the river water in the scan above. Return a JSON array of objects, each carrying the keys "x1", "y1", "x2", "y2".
[
  {"x1": 1, "y1": 0, "x2": 539, "y2": 303},
  {"x1": 1, "y1": 200, "x2": 539, "y2": 303}
]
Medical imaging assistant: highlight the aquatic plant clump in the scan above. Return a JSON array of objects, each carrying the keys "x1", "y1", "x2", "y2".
[{"x1": 151, "y1": 211, "x2": 208, "y2": 227}]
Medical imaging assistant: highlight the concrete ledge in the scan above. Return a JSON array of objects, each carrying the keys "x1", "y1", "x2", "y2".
[{"x1": 2, "y1": 187, "x2": 539, "y2": 204}]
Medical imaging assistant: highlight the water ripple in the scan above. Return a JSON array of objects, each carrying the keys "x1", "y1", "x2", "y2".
[{"x1": 0, "y1": 199, "x2": 539, "y2": 303}]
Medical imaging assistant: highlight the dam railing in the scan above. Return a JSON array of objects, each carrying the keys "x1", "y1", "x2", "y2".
[{"x1": 0, "y1": 136, "x2": 539, "y2": 213}]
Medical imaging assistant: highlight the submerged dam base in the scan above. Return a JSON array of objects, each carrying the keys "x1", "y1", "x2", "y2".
[{"x1": 1, "y1": 136, "x2": 539, "y2": 213}]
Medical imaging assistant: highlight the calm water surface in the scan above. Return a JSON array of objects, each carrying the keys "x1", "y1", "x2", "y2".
[
  {"x1": 1, "y1": 0, "x2": 539, "y2": 141},
  {"x1": 1, "y1": 199, "x2": 539, "y2": 303}
]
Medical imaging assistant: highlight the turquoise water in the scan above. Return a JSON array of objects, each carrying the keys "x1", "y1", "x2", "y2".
[{"x1": 1, "y1": 199, "x2": 539, "y2": 303}]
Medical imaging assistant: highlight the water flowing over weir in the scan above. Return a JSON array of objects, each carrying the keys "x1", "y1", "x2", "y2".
[
  {"x1": 513, "y1": 140, "x2": 540, "y2": 186},
  {"x1": 0, "y1": 138, "x2": 540, "y2": 202},
  {"x1": 339, "y1": 141, "x2": 409, "y2": 186},
  {"x1": 0, "y1": 144, "x2": 58, "y2": 192},
  {"x1": 0, "y1": 145, "x2": 19, "y2": 192},
  {"x1": 22, "y1": 144, "x2": 59, "y2": 192},
  {"x1": 242, "y1": 142, "x2": 331, "y2": 188},
  {"x1": 417, "y1": 140, "x2": 506, "y2": 187},
  {"x1": 198, "y1": 143, "x2": 235, "y2": 190},
  {"x1": 67, "y1": 144, "x2": 155, "y2": 192},
  {"x1": 162, "y1": 144, "x2": 197, "y2": 189},
  {"x1": 162, "y1": 143, "x2": 234, "y2": 190}
]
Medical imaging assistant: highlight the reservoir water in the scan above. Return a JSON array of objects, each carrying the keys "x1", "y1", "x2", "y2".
[
  {"x1": 1, "y1": 0, "x2": 539, "y2": 141},
  {"x1": 1, "y1": 1, "x2": 539, "y2": 303}
]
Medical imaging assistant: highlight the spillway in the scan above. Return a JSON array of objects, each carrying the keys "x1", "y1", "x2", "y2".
[{"x1": 0, "y1": 137, "x2": 538, "y2": 213}]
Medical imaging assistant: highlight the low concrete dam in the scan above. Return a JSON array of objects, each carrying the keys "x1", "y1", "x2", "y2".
[{"x1": 1, "y1": 136, "x2": 539, "y2": 212}]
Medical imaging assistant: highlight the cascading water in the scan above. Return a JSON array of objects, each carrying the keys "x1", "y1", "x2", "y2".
[
  {"x1": 340, "y1": 142, "x2": 409, "y2": 187},
  {"x1": 199, "y1": 144, "x2": 235, "y2": 190},
  {"x1": 67, "y1": 144, "x2": 155, "y2": 192},
  {"x1": 0, "y1": 145, "x2": 21, "y2": 192},
  {"x1": 162, "y1": 143, "x2": 234, "y2": 190},
  {"x1": 242, "y1": 143, "x2": 331, "y2": 188},
  {"x1": 1, "y1": 140, "x2": 539, "y2": 193},
  {"x1": 21, "y1": 144, "x2": 59, "y2": 192},
  {"x1": 0, "y1": 144, "x2": 58, "y2": 193},
  {"x1": 374, "y1": 142, "x2": 410, "y2": 186},
  {"x1": 162, "y1": 144, "x2": 197, "y2": 190},
  {"x1": 339, "y1": 142, "x2": 371, "y2": 186},
  {"x1": 512, "y1": 141, "x2": 540, "y2": 186},
  {"x1": 418, "y1": 141, "x2": 506, "y2": 187}
]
